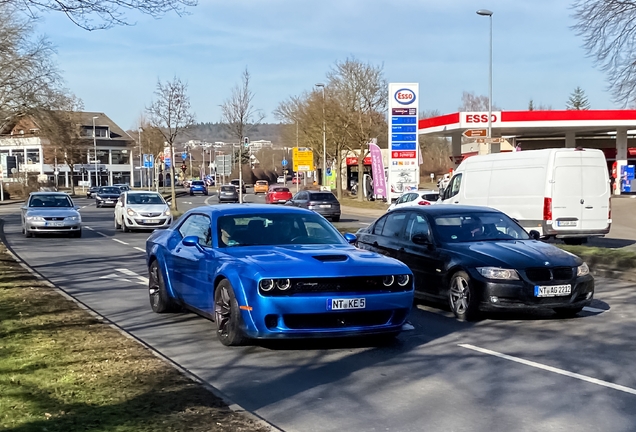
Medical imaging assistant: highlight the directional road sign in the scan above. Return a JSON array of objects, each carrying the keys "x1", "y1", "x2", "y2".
[
  {"x1": 462, "y1": 129, "x2": 488, "y2": 138},
  {"x1": 215, "y1": 154, "x2": 232, "y2": 176},
  {"x1": 292, "y1": 148, "x2": 314, "y2": 172}
]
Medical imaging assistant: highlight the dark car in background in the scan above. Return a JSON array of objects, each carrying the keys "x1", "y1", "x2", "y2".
[
  {"x1": 355, "y1": 205, "x2": 593, "y2": 321},
  {"x1": 285, "y1": 190, "x2": 341, "y2": 222},
  {"x1": 86, "y1": 186, "x2": 99, "y2": 199},
  {"x1": 218, "y1": 185, "x2": 239, "y2": 203},
  {"x1": 95, "y1": 186, "x2": 122, "y2": 208},
  {"x1": 190, "y1": 180, "x2": 208, "y2": 196}
]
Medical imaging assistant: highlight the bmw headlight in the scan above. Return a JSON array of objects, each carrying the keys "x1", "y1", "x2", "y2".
[
  {"x1": 477, "y1": 267, "x2": 520, "y2": 280},
  {"x1": 26, "y1": 216, "x2": 44, "y2": 221},
  {"x1": 577, "y1": 262, "x2": 590, "y2": 277},
  {"x1": 126, "y1": 208, "x2": 138, "y2": 216},
  {"x1": 163, "y1": 208, "x2": 171, "y2": 216}
]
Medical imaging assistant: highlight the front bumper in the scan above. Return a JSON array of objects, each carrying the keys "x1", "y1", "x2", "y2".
[
  {"x1": 241, "y1": 291, "x2": 413, "y2": 339},
  {"x1": 125, "y1": 215, "x2": 172, "y2": 229},
  {"x1": 26, "y1": 220, "x2": 81, "y2": 234},
  {"x1": 468, "y1": 270, "x2": 594, "y2": 312}
]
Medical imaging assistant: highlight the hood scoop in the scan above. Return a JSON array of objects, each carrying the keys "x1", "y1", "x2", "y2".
[{"x1": 312, "y1": 254, "x2": 348, "y2": 262}]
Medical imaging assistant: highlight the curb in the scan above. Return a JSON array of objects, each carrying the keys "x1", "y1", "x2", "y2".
[
  {"x1": 592, "y1": 265, "x2": 636, "y2": 283},
  {"x1": 0, "y1": 221, "x2": 283, "y2": 432}
]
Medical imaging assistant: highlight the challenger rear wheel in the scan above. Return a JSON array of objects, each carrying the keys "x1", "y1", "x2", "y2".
[
  {"x1": 214, "y1": 279, "x2": 246, "y2": 346},
  {"x1": 448, "y1": 271, "x2": 480, "y2": 321},
  {"x1": 148, "y1": 260, "x2": 179, "y2": 313}
]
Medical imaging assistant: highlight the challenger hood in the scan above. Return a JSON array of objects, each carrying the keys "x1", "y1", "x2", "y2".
[
  {"x1": 222, "y1": 244, "x2": 410, "y2": 278},
  {"x1": 445, "y1": 240, "x2": 582, "y2": 269}
]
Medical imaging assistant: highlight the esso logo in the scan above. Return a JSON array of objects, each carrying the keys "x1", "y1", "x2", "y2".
[
  {"x1": 465, "y1": 113, "x2": 498, "y2": 123},
  {"x1": 394, "y1": 88, "x2": 416, "y2": 105}
]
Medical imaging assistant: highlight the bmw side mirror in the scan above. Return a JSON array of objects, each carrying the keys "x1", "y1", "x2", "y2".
[
  {"x1": 343, "y1": 232, "x2": 357, "y2": 244},
  {"x1": 182, "y1": 236, "x2": 200, "y2": 247},
  {"x1": 412, "y1": 233, "x2": 432, "y2": 246},
  {"x1": 528, "y1": 230, "x2": 541, "y2": 240}
]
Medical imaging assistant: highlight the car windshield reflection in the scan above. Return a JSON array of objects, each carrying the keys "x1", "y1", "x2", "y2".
[
  {"x1": 29, "y1": 195, "x2": 73, "y2": 208},
  {"x1": 432, "y1": 212, "x2": 530, "y2": 243},
  {"x1": 126, "y1": 193, "x2": 164, "y2": 205},
  {"x1": 217, "y1": 213, "x2": 344, "y2": 247}
]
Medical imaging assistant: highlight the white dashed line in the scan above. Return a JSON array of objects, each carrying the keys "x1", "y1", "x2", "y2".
[
  {"x1": 112, "y1": 239, "x2": 128, "y2": 245},
  {"x1": 134, "y1": 247, "x2": 145, "y2": 253},
  {"x1": 358, "y1": 222, "x2": 370, "y2": 226},
  {"x1": 583, "y1": 306, "x2": 606, "y2": 313},
  {"x1": 116, "y1": 268, "x2": 148, "y2": 285},
  {"x1": 100, "y1": 275, "x2": 131, "y2": 283},
  {"x1": 85, "y1": 226, "x2": 94, "y2": 231},
  {"x1": 459, "y1": 343, "x2": 636, "y2": 396},
  {"x1": 95, "y1": 231, "x2": 107, "y2": 237}
]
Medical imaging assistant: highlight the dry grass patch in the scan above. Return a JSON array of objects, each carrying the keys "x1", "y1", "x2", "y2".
[{"x1": 0, "y1": 244, "x2": 268, "y2": 432}]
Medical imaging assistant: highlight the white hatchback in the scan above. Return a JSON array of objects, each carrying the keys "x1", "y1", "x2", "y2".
[
  {"x1": 114, "y1": 191, "x2": 172, "y2": 232},
  {"x1": 387, "y1": 190, "x2": 440, "y2": 212}
]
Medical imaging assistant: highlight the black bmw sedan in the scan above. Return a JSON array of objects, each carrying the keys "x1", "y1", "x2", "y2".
[
  {"x1": 95, "y1": 186, "x2": 122, "y2": 208},
  {"x1": 355, "y1": 205, "x2": 593, "y2": 321}
]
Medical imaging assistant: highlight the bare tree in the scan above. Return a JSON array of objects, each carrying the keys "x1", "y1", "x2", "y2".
[
  {"x1": 220, "y1": 67, "x2": 264, "y2": 203},
  {"x1": 6, "y1": 0, "x2": 197, "y2": 30},
  {"x1": 572, "y1": 0, "x2": 636, "y2": 105},
  {"x1": 146, "y1": 76, "x2": 195, "y2": 211},
  {"x1": 33, "y1": 94, "x2": 86, "y2": 195},
  {"x1": 459, "y1": 91, "x2": 500, "y2": 111},
  {"x1": 0, "y1": 5, "x2": 65, "y2": 129},
  {"x1": 327, "y1": 57, "x2": 387, "y2": 201}
]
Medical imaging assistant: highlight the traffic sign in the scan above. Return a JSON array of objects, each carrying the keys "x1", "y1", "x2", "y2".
[
  {"x1": 474, "y1": 137, "x2": 504, "y2": 143},
  {"x1": 215, "y1": 154, "x2": 232, "y2": 176},
  {"x1": 282, "y1": 159, "x2": 288, "y2": 167},
  {"x1": 182, "y1": 152, "x2": 187, "y2": 160},
  {"x1": 292, "y1": 148, "x2": 314, "y2": 172},
  {"x1": 462, "y1": 129, "x2": 488, "y2": 138},
  {"x1": 143, "y1": 154, "x2": 154, "y2": 168}
]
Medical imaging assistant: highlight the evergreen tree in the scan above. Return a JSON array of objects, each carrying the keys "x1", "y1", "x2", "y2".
[{"x1": 566, "y1": 87, "x2": 590, "y2": 110}]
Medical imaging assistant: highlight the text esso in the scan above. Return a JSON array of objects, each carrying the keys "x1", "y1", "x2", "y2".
[
  {"x1": 465, "y1": 113, "x2": 498, "y2": 123},
  {"x1": 394, "y1": 89, "x2": 416, "y2": 105}
]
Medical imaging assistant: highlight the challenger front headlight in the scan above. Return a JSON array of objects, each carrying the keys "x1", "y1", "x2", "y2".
[
  {"x1": 126, "y1": 208, "x2": 138, "y2": 216},
  {"x1": 577, "y1": 262, "x2": 590, "y2": 277},
  {"x1": 26, "y1": 216, "x2": 44, "y2": 221},
  {"x1": 477, "y1": 267, "x2": 520, "y2": 280}
]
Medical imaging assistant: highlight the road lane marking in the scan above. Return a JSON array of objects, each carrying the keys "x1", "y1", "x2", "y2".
[
  {"x1": 85, "y1": 226, "x2": 94, "y2": 230},
  {"x1": 95, "y1": 231, "x2": 107, "y2": 237},
  {"x1": 134, "y1": 247, "x2": 145, "y2": 253},
  {"x1": 116, "y1": 268, "x2": 148, "y2": 285},
  {"x1": 100, "y1": 275, "x2": 131, "y2": 283},
  {"x1": 113, "y1": 239, "x2": 128, "y2": 245},
  {"x1": 583, "y1": 306, "x2": 606, "y2": 313},
  {"x1": 459, "y1": 343, "x2": 636, "y2": 396},
  {"x1": 358, "y1": 222, "x2": 370, "y2": 225},
  {"x1": 204, "y1": 195, "x2": 216, "y2": 206}
]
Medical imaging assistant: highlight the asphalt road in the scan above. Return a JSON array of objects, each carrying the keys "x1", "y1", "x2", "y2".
[{"x1": 2, "y1": 193, "x2": 636, "y2": 432}]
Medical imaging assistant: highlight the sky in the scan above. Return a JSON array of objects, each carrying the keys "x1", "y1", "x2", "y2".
[{"x1": 33, "y1": 0, "x2": 615, "y2": 132}]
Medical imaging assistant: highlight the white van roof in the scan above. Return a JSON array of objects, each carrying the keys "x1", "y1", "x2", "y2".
[{"x1": 457, "y1": 148, "x2": 605, "y2": 169}]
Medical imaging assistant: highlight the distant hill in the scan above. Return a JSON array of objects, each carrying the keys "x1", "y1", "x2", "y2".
[{"x1": 179, "y1": 122, "x2": 285, "y2": 146}]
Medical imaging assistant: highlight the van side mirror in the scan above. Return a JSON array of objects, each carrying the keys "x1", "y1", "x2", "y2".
[{"x1": 528, "y1": 230, "x2": 541, "y2": 240}]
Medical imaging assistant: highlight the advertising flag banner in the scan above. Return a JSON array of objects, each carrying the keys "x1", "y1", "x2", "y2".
[{"x1": 369, "y1": 141, "x2": 387, "y2": 199}]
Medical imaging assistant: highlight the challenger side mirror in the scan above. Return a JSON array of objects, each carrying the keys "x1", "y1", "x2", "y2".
[
  {"x1": 343, "y1": 233, "x2": 357, "y2": 244},
  {"x1": 182, "y1": 236, "x2": 200, "y2": 247}
]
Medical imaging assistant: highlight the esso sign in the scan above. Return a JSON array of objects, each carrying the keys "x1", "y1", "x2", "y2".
[
  {"x1": 394, "y1": 88, "x2": 416, "y2": 105},
  {"x1": 465, "y1": 113, "x2": 498, "y2": 123}
]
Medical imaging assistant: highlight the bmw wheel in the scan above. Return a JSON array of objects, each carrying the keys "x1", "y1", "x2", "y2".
[
  {"x1": 148, "y1": 260, "x2": 179, "y2": 313},
  {"x1": 214, "y1": 279, "x2": 246, "y2": 346},
  {"x1": 448, "y1": 270, "x2": 480, "y2": 321}
]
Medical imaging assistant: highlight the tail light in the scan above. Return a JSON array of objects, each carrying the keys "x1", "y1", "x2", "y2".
[
  {"x1": 417, "y1": 201, "x2": 431, "y2": 206},
  {"x1": 543, "y1": 197, "x2": 552, "y2": 221}
]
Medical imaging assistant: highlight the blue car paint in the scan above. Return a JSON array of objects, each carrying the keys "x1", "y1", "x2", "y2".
[
  {"x1": 146, "y1": 204, "x2": 414, "y2": 340},
  {"x1": 190, "y1": 182, "x2": 207, "y2": 194}
]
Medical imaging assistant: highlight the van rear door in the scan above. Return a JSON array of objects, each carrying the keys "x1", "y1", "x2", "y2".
[
  {"x1": 551, "y1": 152, "x2": 584, "y2": 232},
  {"x1": 580, "y1": 152, "x2": 610, "y2": 231}
]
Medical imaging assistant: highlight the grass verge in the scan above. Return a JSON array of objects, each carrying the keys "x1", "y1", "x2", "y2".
[
  {"x1": 559, "y1": 245, "x2": 636, "y2": 270},
  {"x1": 0, "y1": 243, "x2": 268, "y2": 432},
  {"x1": 338, "y1": 197, "x2": 389, "y2": 211}
]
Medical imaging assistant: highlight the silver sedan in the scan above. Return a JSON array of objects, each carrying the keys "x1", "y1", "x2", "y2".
[{"x1": 21, "y1": 192, "x2": 82, "y2": 238}]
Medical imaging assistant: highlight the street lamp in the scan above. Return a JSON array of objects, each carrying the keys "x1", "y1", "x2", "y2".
[
  {"x1": 315, "y1": 83, "x2": 326, "y2": 188},
  {"x1": 477, "y1": 9, "x2": 493, "y2": 139},
  {"x1": 92, "y1": 116, "x2": 99, "y2": 187}
]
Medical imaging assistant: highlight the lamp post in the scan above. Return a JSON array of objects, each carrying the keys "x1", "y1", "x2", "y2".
[
  {"x1": 477, "y1": 9, "x2": 493, "y2": 139},
  {"x1": 92, "y1": 116, "x2": 99, "y2": 187},
  {"x1": 315, "y1": 83, "x2": 326, "y2": 188}
]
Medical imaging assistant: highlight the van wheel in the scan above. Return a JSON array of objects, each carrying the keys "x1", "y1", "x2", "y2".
[
  {"x1": 563, "y1": 238, "x2": 585, "y2": 246},
  {"x1": 448, "y1": 271, "x2": 480, "y2": 321}
]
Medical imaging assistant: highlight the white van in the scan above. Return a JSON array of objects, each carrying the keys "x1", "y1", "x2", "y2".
[{"x1": 439, "y1": 148, "x2": 611, "y2": 244}]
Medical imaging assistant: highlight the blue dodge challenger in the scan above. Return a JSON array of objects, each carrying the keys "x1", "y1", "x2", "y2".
[{"x1": 145, "y1": 204, "x2": 414, "y2": 346}]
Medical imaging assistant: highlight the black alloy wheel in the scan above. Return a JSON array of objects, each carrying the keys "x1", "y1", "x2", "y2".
[
  {"x1": 448, "y1": 270, "x2": 480, "y2": 321},
  {"x1": 214, "y1": 279, "x2": 246, "y2": 346},
  {"x1": 148, "y1": 260, "x2": 178, "y2": 313}
]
